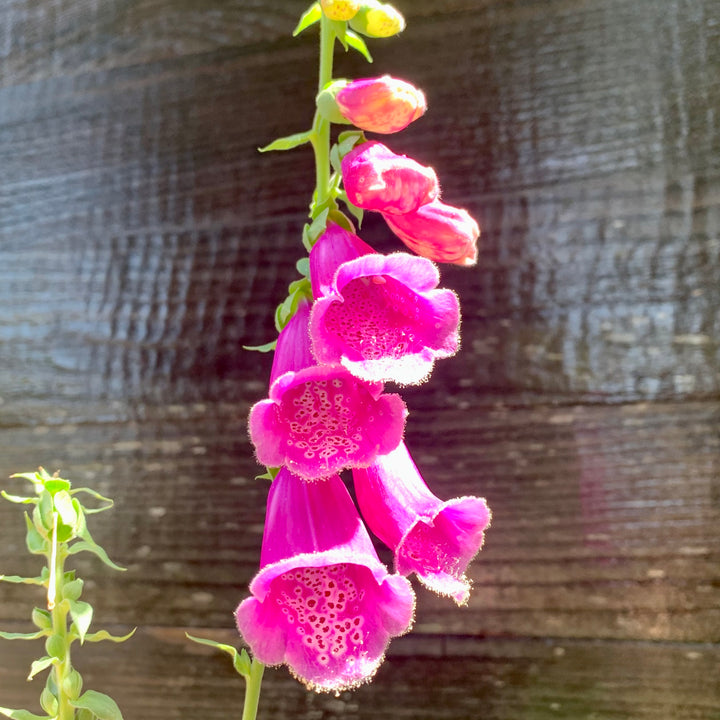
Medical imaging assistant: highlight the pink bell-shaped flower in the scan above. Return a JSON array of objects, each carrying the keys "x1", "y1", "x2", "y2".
[
  {"x1": 309, "y1": 224, "x2": 460, "y2": 385},
  {"x1": 382, "y1": 199, "x2": 480, "y2": 266},
  {"x1": 248, "y1": 297, "x2": 407, "y2": 480},
  {"x1": 236, "y1": 468, "x2": 415, "y2": 692},
  {"x1": 335, "y1": 76, "x2": 426, "y2": 134},
  {"x1": 352, "y1": 442, "x2": 491, "y2": 605},
  {"x1": 341, "y1": 141, "x2": 439, "y2": 215}
]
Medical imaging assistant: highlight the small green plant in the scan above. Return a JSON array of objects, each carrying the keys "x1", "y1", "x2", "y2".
[{"x1": 0, "y1": 467, "x2": 133, "y2": 720}]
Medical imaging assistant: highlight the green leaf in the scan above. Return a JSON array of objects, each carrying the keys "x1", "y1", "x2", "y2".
[
  {"x1": 70, "y1": 690, "x2": 123, "y2": 720},
  {"x1": 258, "y1": 130, "x2": 313, "y2": 153},
  {"x1": 242, "y1": 340, "x2": 277, "y2": 353},
  {"x1": 0, "y1": 707, "x2": 51, "y2": 720},
  {"x1": 69, "y1": 526, "x2": 126, "y2": 572},
  {"x1": 70, "y1": 487, "x2": 114, "y2": 514},
  {"x1": 27, "y1": 656, "x2": 55, "y2": 680},
  {"x1": 83, "y1": 628, "x2": 136, "y2": 644},
  {"x1": 67, "y1": 599, "x2": 93, "y2": 643},
  {"x1": 293, "y1": 2, "x2": 321, "y2": 36},
  {"x1": 0, "y1": 629, "x2": 48, "y2": 641},
  {"x1": 344, "y1": 29, "x2": 373, "y2": 62},
  {"x1": 0, "y1": 491, "x2": 36, "y2": 505},
  {"x1": 185, "y1": 634, "x2": 252, "y2": 678},
  {"x1": 24, "y1": 514, "x2": 48, "y2": 555},
  {"x1": 0, "y1": 574, "x2": 44, "y2": 585}
]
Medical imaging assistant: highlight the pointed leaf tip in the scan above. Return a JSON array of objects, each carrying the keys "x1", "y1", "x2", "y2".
[{"x1": 70, "y1": 690, "x2": 123, "y2": 720}]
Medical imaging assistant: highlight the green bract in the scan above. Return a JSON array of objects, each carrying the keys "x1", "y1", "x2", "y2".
[{"x1": 0, "y1": 468, "x2": 132, "y2": 720}]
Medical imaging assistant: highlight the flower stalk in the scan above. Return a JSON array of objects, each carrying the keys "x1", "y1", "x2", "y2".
[{"x1": 0, "y1": 467, "x2": 132, "y2": 720}]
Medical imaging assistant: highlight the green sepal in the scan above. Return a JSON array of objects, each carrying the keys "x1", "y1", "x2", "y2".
[
  {"x1": 305, "y1": 207, "x2": 330, "y2": 250},
  {"x1": 70, "y1": 690, "x2": 123, "y2": 720},
  {"x1": 255, "y1": 467, "x2": 281, "y2": 481},
  {"x1": 344, "y1": 29, "x2": 373, "y2": 62},
  {"x1": 259, "y1": 130, "x2": 313, "y2": 153},
  {"x1": 39, "y1": 687, "x2": 58, "y2": 716},
  {"x1": 0, "y1": 629, "x2": 49, "y2": 641},
  {"x1": 67, "y1": 599, "x2": 93, "y2": 643},
  {"x1": 0, "y1": 708, "x2": 52, "y2": 720},
  {"x1": 242, "y1": 340, "x2": 277, "y2": 353},
  {"x1": 83, "y1": 628, "x2": 136, "y2": 644},
  {"x1": 0, "y1": 491, "x2": 36, "y2": 505},
  {"x1": 185, "y1": 633, "x2": 252, "y2": 679},
  {"x1": 61, "y1": 669, "x2": 83, "y2": 700},
  {"x1": 296, "y1": 257, "x2": 310, "y2": 277},
  {"x1": 274, "y1": 278, "x2": 313, "y2": 332},
  {"x1": 338, "y1": 191, "x2": 364, "y2": 226},
  {"x1": 27, "y1": 656, "x2": 55, "y2": 680},
  {"x1": 45, "y1": 634, "x2": 65, "y2": 660},
  {"x1": 62, "y1": 577, "x2": 83, "y2": 602},
  {"x1": 76, "y1": 710, "x2": 95, "y2": 720},
  {"x1": 32, "y1": 608, "x2": 53, "y2": 630},
  {"x1": 0, "y1": 574, "x2": 44, "y2": 585},
  {"x1": 293, "y1": 2, "x2": 321, "y2": 36},
  {"x1": 24, "y1": 514, "x2": 48, "y2": 555}
]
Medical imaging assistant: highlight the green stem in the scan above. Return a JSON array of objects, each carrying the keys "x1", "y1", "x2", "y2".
[
  {"x1": 241, "y1": 659, "x2": 265, "y2": 720},
  {"x1": 48, "y1": 515, "x2": 74, "y2": 720},
  {"x1": 310, "y1": 13, "x2": 337, "y2": 215}
]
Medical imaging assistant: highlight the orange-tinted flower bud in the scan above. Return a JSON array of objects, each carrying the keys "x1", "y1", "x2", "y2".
[
  {"x1": 335, "y1": 75, "x2": 426, "y2": 134},
  {"x1": 320, "y1": 0, "x2": 361, "y2": 21},
  {"x1": 383, "y1": 200, "x2": 480, "y2": 266},
  {"x1": 349, "y1": 1, "x2": 405, "y2": 38}
]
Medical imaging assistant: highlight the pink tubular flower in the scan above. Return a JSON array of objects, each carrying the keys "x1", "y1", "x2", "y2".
[
  {"x1": 352, "y1": 442, "x2": 491, "y2": 605},
  {"x1": 341, "y1": 141, "x2": 439, "y2": 215},
  {"x1": 336, "y1": 76, "x2": 426, "y2": 134},
  {"x1": 248, "y1": 297, "x2": 407, "y2": 479},
  {"x1": 382, "y1": 199, "x2": 480, "y2": 266},
  {"x1": 236, "y1": 468, "x2": 415, "y2": 692},
  {"x1": 309, "y1": 223, "x2": 460, "y2": 385}
]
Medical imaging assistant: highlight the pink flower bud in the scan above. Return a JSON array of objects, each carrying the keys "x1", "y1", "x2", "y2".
[
  {"x1": 382, "y1": 199, "x2": 480, "y2": 266},
  {"x1": 335, "y1": 76, "x2": 426, "y2": 134},
  {"x1": 341, "y1": 141, "x2": 439, "y2": 215}
]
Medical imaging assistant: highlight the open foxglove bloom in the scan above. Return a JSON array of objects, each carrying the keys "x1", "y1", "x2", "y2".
[
  {"x1": 309, "y1": 223, "x2": 460, "y2": 385},
  {"x1": 341, "y1": 141, "x2": 439, "y2": 215},
  {"x1": 352, "y1": 442, "x2": 491, "y2": 605},
  {"x1": 334, "y1": 76, "x2": 426, "y2": 134},
  {"x1": 236, "y1": 468, "x2": 415, "y2": 692},
  {"x1": 382, "y1": 198, "x2": 480, "y2": 266},
  {"x1": 248, "y1": 297, "x2": 407, "y2": 479}
]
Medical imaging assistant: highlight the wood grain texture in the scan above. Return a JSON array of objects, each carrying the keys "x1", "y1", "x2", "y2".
[{"x1": 1, "y1": 0, "x2": 719, "y2": 717}]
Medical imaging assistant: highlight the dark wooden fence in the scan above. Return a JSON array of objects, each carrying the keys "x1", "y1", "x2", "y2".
[{"x1": 1, "y1": 1, "x2": 719, "y2": 718}]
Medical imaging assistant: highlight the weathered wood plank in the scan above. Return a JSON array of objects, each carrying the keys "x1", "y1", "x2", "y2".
[
  {"x1": 1, "y1": 402, "x2": 717, "y2": 642},
  {"x1": 1, "y1": 627, "x2": 718, "y2": 719}
]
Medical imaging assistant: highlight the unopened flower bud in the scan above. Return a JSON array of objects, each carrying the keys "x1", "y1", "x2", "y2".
[
  {"x1": 349, "y1": 1, "x2": 405, "y2": 38},
  {"x1": 320, "y1": 0, "x2": 361, "y2": 21},
  {"x1": 341, "y1": 141, "x2": 439, "y2": 214},
  {"x1": 336, "y1": 75, "x2": 426, "y2": 134},
  {"x1": 383, "y1": 199, "x2": 480, "y2": 266}
]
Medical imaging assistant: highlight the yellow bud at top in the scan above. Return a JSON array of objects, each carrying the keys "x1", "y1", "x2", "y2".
[
  {"x1": 349, "y1": 1, "x2": 406, "y2": 38},
  {"x1": 320, "y1": 0, "x2": 361, "y2": 21}
]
